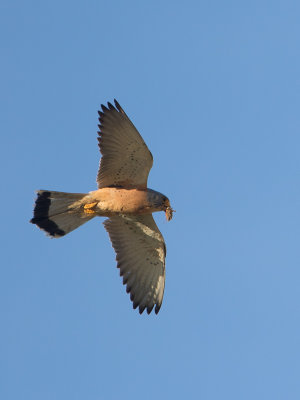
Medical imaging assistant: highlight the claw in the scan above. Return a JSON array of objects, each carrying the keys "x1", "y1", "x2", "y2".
[{"x1": 84, "y1": 202, "x2": 98, "y2": 214}]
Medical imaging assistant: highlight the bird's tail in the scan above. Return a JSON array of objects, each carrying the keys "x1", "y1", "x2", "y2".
[{"x1": 30, "y1": 190, "x2": 95, "y2": 238}]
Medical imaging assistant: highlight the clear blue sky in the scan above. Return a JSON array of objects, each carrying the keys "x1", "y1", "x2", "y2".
[{"x1": 1, "y1": 1, "x2": 299, "y2": 399}]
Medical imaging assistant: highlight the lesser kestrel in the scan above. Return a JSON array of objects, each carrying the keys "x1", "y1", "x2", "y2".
[{"x1": 31, "y1": 100, "x2": 173, "y2": 314}]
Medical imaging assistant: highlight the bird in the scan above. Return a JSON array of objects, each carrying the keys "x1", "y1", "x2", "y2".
[{"x1": 30, "y1": 99, "x2": 174, "y2": 315}]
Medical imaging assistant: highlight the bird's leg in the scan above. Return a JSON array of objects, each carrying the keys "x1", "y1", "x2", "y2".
[{"x1": 83, "y1": 202, "x2": 98, "y2": 214}]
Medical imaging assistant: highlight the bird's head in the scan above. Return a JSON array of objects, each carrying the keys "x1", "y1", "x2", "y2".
[{"x1": 147, "y1": 190, "x2": 175, "y2": 221}]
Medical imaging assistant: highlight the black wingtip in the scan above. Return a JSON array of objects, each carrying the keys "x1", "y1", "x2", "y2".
[
  {"x1": 154, "y1": 305, "x2": 161, "y2": 314},
  {"x1": 107, "y1": 101, "x2": 115, "y2": 110},
  {"x1": 133, "y1": 301, "x2": 138, "y2": 309},
  {"x1": 101, "y1": 104, "x2": 109, "y2": 112},
  {"x1": 139, "y1": 307, "x2": 145, "y2": 314},
  {"x1": 99, "y1": 99, "x2": 123, "y2": 114},
  {"x1": 114, "y1": 99, "x2": 124, "y2": 113}
]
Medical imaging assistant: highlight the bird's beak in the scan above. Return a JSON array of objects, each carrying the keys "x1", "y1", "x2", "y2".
[{"x1": 165, "y1": 207, "x2": 175, "y2": 221}]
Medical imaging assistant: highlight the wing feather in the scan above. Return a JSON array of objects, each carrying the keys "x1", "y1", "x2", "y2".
[
  {"x1": 97, "y1": 100, "x2": 153, "y2": 189},
  {"x1": 104, "y1": 214, "x2": 166, "y2": 314}
]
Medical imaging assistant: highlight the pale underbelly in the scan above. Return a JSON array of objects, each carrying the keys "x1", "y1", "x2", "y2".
[{"x1": 80, "y1": 187, "x2": 160, "y2": 216}]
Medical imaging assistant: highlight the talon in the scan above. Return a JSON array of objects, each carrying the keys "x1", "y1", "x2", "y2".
[{"x1": 84, "y1": 202, "x2": 97, "y2": 214}]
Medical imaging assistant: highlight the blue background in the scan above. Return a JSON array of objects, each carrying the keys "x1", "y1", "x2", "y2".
[{"x1": 1, "y1": 1, "x2": 299, "y2": 399}]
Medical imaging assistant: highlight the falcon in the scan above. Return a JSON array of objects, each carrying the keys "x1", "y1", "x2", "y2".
[{"x1": 31, "y1": 100, "x2": 174, "y2": 314}]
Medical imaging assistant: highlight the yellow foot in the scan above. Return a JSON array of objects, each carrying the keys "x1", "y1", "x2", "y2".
[{"x1": 84, "y1": 202, "x2": 98, "y2": 214}]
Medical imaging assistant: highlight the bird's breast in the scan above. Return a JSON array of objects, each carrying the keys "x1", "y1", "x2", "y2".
[{"x1": 87, "y1": 188, "x2": 161, "y2": 215}]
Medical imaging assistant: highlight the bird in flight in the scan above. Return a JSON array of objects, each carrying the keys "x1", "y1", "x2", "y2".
[{"x1": 31, "y1": 99, "x2": 174, "y2": 314}]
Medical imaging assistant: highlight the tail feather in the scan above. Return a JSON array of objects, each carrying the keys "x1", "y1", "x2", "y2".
[{"x1": 30, "y1": 191, "x2": 94, "y2": 238}]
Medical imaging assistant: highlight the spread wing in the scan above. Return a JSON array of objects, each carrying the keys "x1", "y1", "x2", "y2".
[
  {"x1": 97, "y1": 100, "x2": 153, "y2": 189},
  {"x1": 104, "y1": 214, "x2": 166, "y2": 314}
]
